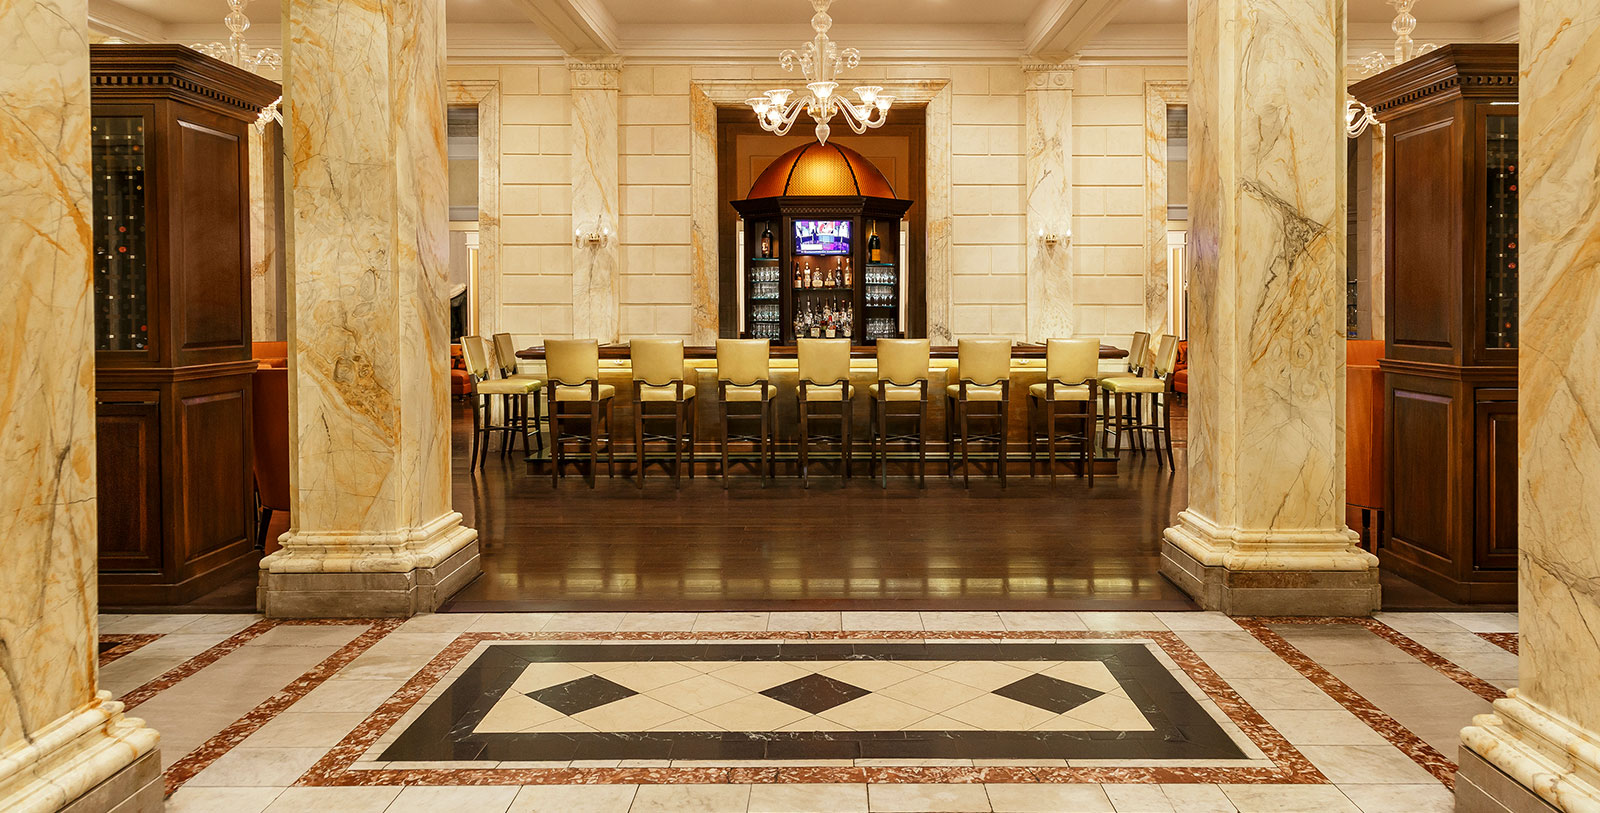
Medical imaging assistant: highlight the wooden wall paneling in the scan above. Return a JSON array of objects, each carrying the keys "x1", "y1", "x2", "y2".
[{"x1": 95, "y1": 393, "x2": 164, "y2": 572}]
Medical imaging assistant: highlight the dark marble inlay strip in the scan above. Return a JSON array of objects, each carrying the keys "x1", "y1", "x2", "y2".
[
  {"x1": 160, "y1": 618, "x2": 403, "y2": 796},
  {"x1": 98, "y1": 633, "x2": 163, "y2": 667},
  {"x1": 296, "y1": 629, "x2": 1325, "y2": 787},
  {"x1": 1236, "y1": 618, "x2": 1458, "y2": 789},
  {"x1": 1478, "y1": 632, "x2": 1518, "y2": 655}
]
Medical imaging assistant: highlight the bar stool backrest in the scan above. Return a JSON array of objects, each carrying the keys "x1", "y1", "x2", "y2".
[
  {"x1": 1047, "y1": 338, "x2": 1100, "y2": 385},
  {"x1": 1151, "y1": 334, "x2": 1180, "y2": 378},
  {"x1": 545, "y1": 338, "x2": 599, "y2": 385},
  {"x1": 957, "y1": 338, "x2": 1012, "y2": 386},
  {"x1": 876, "y1": 339, "x2": 930, "y2": 385},
  {"x1": 1127, "y1": 331, "x2": 1151, "y2": 375},
  {"x1": 798, "y1": 338, "x2": 850, "y2": 385},
  {"x1": 461, "y1": 335, "x2": 493, "y2": 380},
  {"x1": 631, "y1": 339, "x2": 685, "y2": 386},
  {"x1": 491, "y1": 332, "x2": 519, "y2": 375},
  {"x1": 716, "y1": 339, "x2": 770, "y2": 385}
]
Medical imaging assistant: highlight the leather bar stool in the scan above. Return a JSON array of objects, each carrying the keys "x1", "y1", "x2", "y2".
[
  {"x1": 1099, "y1": 330, "x2": 1150, "y2": 452},
  {"x1": 492, "y1": 331, "x2": 544, "y2": 452},
  {"x1": 945, "y1": 338, "x2": 1013, "y2": 488},
  {"x1": 869, "y1": 338, "x2": 931, "y2": 487},
  {"x1": 715, "y1": 338, "x2": 775, "y2": 488},
  {"x1": 461, "y1": 335, "x2": 541, "y2": 471},
  {"x1": 1102, "y1": 334, "x2": 1179, "y2": 468},
  {"x1": 796, "y1": 338, "x2": 853, "y2": 488},
  {"x1": 545, "y1": 338, "x2": 616, "y2": 487},
  {"x1": 630, "y1": 338, "x2": 696, "y2": 488},
  {"x1": 1027, "y1": 337, "x2": 1100, "y2": 485}
]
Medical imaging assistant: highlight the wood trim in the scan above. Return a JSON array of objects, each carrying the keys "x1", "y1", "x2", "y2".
[{"x1": 90, "y1": 44, "x2": 281, "y2": 120}]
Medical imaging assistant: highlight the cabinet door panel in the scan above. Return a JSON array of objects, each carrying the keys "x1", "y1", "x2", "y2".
[{"x1": 97, "y1": 397, "x2": 163, "y2": 571}]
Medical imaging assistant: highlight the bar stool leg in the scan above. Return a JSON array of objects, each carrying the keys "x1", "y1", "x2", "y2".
[
  {"x1": 869, "y1": 397, "x2": 879, "y2": 483},
  {"x1": 918, "y1": 398, "x2": 928, "y2": 489},
  {"x1": 945, "y1": 396, "x2": 956, "y2": 478},
  {"x1": 550, "y1": 404, "x2": 562, "y2": 487},
  {"x1": 673, "y1": 401, "x2": 684, "y2": 487},
  {"x1": 606, "y1": 399, "x2": 616, "y2": 479},
  {"x1": 759, "y1": 399, "x2": 771, "y2": 487},
  {"x1": 1113, "y1": 393, "x2": 1124, "y2": 457},
  {"x1": 842, "y1": 397, "x2": 852, "y2": 482},
  {"x1": 1163, "y1": 390, "x2": 1175, "y2": 469},
  {"x1": 960, "y1": 399, "x2": 970, "y2": 489},
  {"x1": 533, "y1": 396, "x2": 544, "y2": 452},
  {"x1": 1027, "y1": 398, "x2": 1038, "y2": 479},
  {"x1": 1047, "y1": 400, "x2": 1057, "y2": 485},
  {"x1": 587, "y1": 400, "x2": 599, "y2": 488},
  {"x1": 999, "y1": 403, "x2": 1008, "y2": 489},
  {"x1": 688, "y1": 397, "x2": 697, "y2": 479},
  {"x1": 469, "y1": 393, "x2": 482, "y2": 472},
  {"x1": 636, "y1": 400, "x2": 646, "y2": 489},
  {"x1": 799, "y1": 398, "x2": 810, "y2": 489},
  {"x1": 720, "y1": 401, "x2": 730, "y2": 489}
]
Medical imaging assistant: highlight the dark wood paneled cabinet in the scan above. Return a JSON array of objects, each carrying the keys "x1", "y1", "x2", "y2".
[
  {"x1": 1351, "y1": 45, "x2": 1519, "y2": 604},
  {"x1": 90, "y1": 45, "x2": 280, "y2": 605}
]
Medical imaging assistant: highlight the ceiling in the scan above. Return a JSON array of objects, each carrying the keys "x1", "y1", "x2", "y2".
[{"x1": 91, "y1": 0, "x2": 1519, "y2": 57}]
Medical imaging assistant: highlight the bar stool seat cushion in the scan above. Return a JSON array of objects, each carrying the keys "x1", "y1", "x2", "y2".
[
  {"x1": 869, "y1": 383, "x2": 924, "y2": 401},
  {"x1": 1027, "y1": 382, "x2": 1092, "y2": 401},
  {"x1": 723, "y1": 384, "x2": 774, "y2": 402},
  {"x1": 798, "y1": 384, "x2": 849, "y2": 402},
  {"x1": 554, "y1": 383, "x2": 616, "y2": 401},
  {"x1": 507, "y1": 372, "x2": 542, "y2": 382},
  {"x1": 946, "y1": 383, "x2": 1007, "y2": 401},
  {"x1": 637, "y1": 384, "x2": 696, "y2": 402},
  {"x1": 477, "y1": 378, "x2": 541, "y2": 395},
  {"x1": 1102, "y1": 376, "x2": 1165, "y2": 394}
]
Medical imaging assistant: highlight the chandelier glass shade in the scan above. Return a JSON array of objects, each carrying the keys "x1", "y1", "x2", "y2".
[
  {"x1": 1346, "y1": 0, "x2": 1439, "y2": 137},
  {"x1": 746, "y1": 0, "x2": 892, "y2": 145},
  {"x1": 187, "y1": 0, "x2": 283, "y2": 133}
]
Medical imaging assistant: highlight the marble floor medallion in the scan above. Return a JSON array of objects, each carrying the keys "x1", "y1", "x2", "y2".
[{"x1": 371, "y1": 641, "x2": 1249, "y2": 765}]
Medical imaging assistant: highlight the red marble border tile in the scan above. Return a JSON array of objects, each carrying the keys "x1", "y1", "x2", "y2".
[
  {"x1": 1258, "y1": 616, "x2": 1507, "y2": 703},
  {"x1": 161, "y1": 618, "x2": 404, "y2": 796},
  {"x1": 1235, "y1": 618, "x2": 1459, "y2": 789},
  {"x1": 98, "y1": 633, "x2": 163, "y2": 667},
  {"x1": 1478, "y1": 632, "x2": 1518, "y2": 655},
  {"x1": 295, "y1": 629, "x2": 1328, "y2": 787}
]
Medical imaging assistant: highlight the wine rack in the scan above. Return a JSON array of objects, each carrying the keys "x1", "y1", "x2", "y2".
[
  {"x1": 92, "y1": 115, "x2": 149, "y2": 352},
  {"x1": 1485, "y1": 115, "x2": 1518, "y2": 349}
]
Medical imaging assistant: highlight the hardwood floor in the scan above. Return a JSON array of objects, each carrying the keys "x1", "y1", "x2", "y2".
[{"x1": 447, "y1": 404, "x2": 1196, "y2": 611}]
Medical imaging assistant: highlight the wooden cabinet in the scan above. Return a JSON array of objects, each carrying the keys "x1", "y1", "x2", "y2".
[
  {"x1": 1351, "y1": 44, "x2": 1518, "y2": 604},
  {"x1": 90, "y1": 45, "x2": 280, "y2": 605}
]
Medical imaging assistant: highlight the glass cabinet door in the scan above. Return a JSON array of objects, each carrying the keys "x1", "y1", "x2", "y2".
[
  {"x1": 92, "y1": 115, "x2": 150, "y2": 352},
  {"x1": 862, "y1": 218, "x2": 900, "y2": 342},
  {"x1": 1484, "y1": 114, "x2": 1518, "y2": 350},
  {"x1": 745, "y1": 218, "x2": 782, "y2": 340}
]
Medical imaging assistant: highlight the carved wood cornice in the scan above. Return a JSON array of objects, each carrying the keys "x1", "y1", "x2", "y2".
[
  {"x1": 90, "y1": 44, "x2": 281, "y2": 121},
  {"x1": 1349, "y1": 44, "x2": 1517, "y2": 122}
]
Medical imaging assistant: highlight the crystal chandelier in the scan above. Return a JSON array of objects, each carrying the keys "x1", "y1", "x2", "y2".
[
  {"x1": 745, "y1": 0, "x2": 893, "y2": 145},
  {"x1": 1347, "y1": 0, "x2": 1438, "y2": 137},
  {"x1": 188, "y1": 0, "x2": 283, "y2": 133}
]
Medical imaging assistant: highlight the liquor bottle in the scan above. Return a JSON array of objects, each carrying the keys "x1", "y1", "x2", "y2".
[
  {"x1": 809, "y1": 305, "x2": 821, "y2": 338},
  {"x1": 793, "y1": 259, "x2": 802, "y2": 288},
  {"x1": 842, "y1": 256, "x2": 851, "y2": 287},
  {"x1": 760, "y1": 224, "x2": 774, "y2": 258},
  {"x1": 868, "y1": 228, "x2": 882, "y2": 263}
]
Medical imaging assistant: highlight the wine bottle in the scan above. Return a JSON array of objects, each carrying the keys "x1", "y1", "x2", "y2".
[
  {"x1": 760, "y1": 224, "x2": 774, "y2": 258},
  {"x1": 868, "y1": 228, "x2": 882, "y2": 263}
]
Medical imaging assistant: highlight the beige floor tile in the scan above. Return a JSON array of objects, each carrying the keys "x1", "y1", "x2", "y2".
[
  {"x1": 99, "y1": 613, "x2": 206, "y2": 634},
  {"x1": 248, "y1": 624, "x2": 366, "y2": 647},
  {"x1": 1219, "y1": 784, "x2": 1360, "y2": 812},
  {"x1": 1153, "y1": 612, "x2": 1240, "y2": 631},
  {"x1": 509, "y1": 662, "x2": 594, "y2": 692},
  {"x1": 1054, "y1": 689, "x2": 1152, "y2": 731},
  {"x1": 777, "y1": 714, "x2": 853, "y2": 731},
  {"x1": 766, "y1": 611, "x2": 843, "y2": 630},
  {"x1": 1158, "y1": 784, "x2": 1237, "y2": 812},
  {"x1": 650, "y1": 714, "x2": 727, "y2": 731},
  {"x1": 508, "y1": 784, "x2": 637, "y2": 813},
  {"x1": 841, "y1": 611, "x2": 924, "y2": 630},
  {"x1": 1173, "y1": 630, "x2": 1272, "y2": 652},
  {"x1": 1255, "y1": 708, "x2": 1391, "y2": 746},
  {"x1": 748, "y1": 783, "x2": 868, "y2": 812},
  {"x1": 386, "y1": 785, "x2": 519, "y2": 813},
  {"x1": 708, "y1": 660, "x2": 815, "y2": 691},
  {"x1": 692, "y1": 612, "x2": 771, "y2": 631},
  {"x1": 261, "y1": 787, "x2": 398, "y2": 812},
  {"x1": 868, "y1": 782, "x2": 992, "y2": 812},
  {"x1": 616, "y1": 612, "x2": 700, "y2": 631},
  {"x1": 1370, "y1": 613, "x2": 1463, "y2": 634},
  {"x1": 572, "y1": 693, "x2": 686, "y2": 731},
  {"x1": 465, "y1": 613, "x2": 553, "y2": 633},
  {"x1": 294, "y1": 677, "x2": 408, "y2": 714},
  {"x1": 647, "y1": 672, "x2": 751, "y2": 714},
  {"x1": 395, "y1": 613, "x2": 482, "y2": 633},
  {"x1": 1039, "y1": 660, "x2": 1122, "y2": 692},
  {"x1": 920, "y1": 611, "x2": 1004, "y2": 630},
  {"x1": 984, "y1": 783, "x2": 1113, "y2": 812},
  {"x1": 539, "y1": 612, "x2": 624, "y2": 632},
  {"x1": 597, "y1": 660, "x2": 701, "y2": 692},
  {"x1": 474, "y1": 693, "x2": 565, "y2": 733},
  {"x1": 165, "y1": 786, "x2": 283, "y2": 813},
  {"x1": 902, "y1": 713, "x2": 979, "y2": 730},
  {"x1": 1337, "y1": 782, "x2": 1455, "y2": 813},
  {"x1": 1194, "y1": 651, "x2": 1301, "y2": 680},
  {"x1": 928, "y1": 661, "x2": 1035, "y2": 691},
  {"x1": 243, "y1": 711, "x2": 367, "y2": 747},
  {"x1": 1225, "y1": 678, "x2": 1342, "y2": 710},
  {"x1": 940, "y1": 693, "x2": 1055, "y2": 731},
  {"x1": 177, "y1": 614, "x2": 265, "y2": 635},
  {"x1": 187, "y1": 747, "x2": 331, "y2": 787},
  {"x1": 1296, "y1": 744, "x2": 1440, "y2": 785},
  {"x1": 875, "y1": 672, "x2": 991, "y2": 712},
  {"x1": 630, "y1": 783, "x2": 752, "y2": 812},
  {"x1": 820, "y1": 660, "x2": 923, "y2": 691},
  {"x1": 696, "y1": 692, "x2": 812, "y2": 730},
  {"x1": 998, "y1": 611, "x2": 1087, "y2": 631},
  {"x1": 1103, "y1": 784, "x2": 1174, "y2": 812},
  {"x1": 1079, "y1": 612, "x2": 1165, "y2": 631},
  {"x1": 820, "y1": 693, "x2": 940, "y2": 729},
  {"x1": 1437, "y1": 612, "x2": 1518, "y2": 633}
]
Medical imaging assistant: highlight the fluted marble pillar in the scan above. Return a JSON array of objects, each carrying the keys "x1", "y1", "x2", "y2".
[
  {"x1": 1024, "y1": 63, "x2": 1075, "y2": 341},
  {"x1": 1160, "y1": 0, "x2": 1379, "y2": 615},
  {"x1": 570, "y1": 58, "x2": 621, "y2": 342},
  {"x1": 0, "y1": 0, "x2": 161, "y2": 809},
  {"x1": 262, "y1": 0, "x2": 479, "y2": 617},
  {"x1": 1458, "y1": 4, "x2": 1600, "y2": 811}
]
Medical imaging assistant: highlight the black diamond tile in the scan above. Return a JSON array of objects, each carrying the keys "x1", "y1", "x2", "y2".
[
  {"x1": 760, "y1": 673, "x2": 871, "y2": 714},
  {"x1": 992, "y1": 673, "x2": 1106, "y2": 714},
  {"x1": 526, "y1": 674, "x2": 637, "y2": 716}
]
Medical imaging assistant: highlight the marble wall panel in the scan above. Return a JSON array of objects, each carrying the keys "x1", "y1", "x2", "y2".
[
  {"x1": 449, "y1": 80, "x2": 501, "y2": 342},
  {"x1": 925, "y1": 84, "x2": 955, "y2": 344},
  {"x1": 0, "y1": 0, "x2": 159, "y2": 806},
  {"x1": 1144, "y1": 81, "x2": 1187, "y2": 338},
  {"x1": 250, "y1": 122, "x2": 286, "y2": 342},
  {"x1": 1461, "y1": 4, "x2": 1600, "y2": 811},
  {"x1": 688, "y1": 82, "x2": 718, "y2": 344},
  {"x1": 569, "y1": 59, "x2": 621, "y2": 342},
  {"x1": 1025, "y1": 65, "x2": 1075, "y2": 341}
]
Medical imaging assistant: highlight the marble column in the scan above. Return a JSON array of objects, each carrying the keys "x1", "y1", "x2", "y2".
[
  {"x1": 0, "y1": 0, "x2": 162, "y2": 809},
  {"x1": 689, "y1": 82, "x2": 719, "y2": 345},
  {"x1": 263, "y1": 0, "x2": 479, "y2": 617},
  {"x1": 1024, "y1": 63, "x2": 1075, "y2": 341},
  {"x1": 924, "y1": 84, "x2": 954, "y2": 345},
  {"x1": 570, "y1": 58, "x2": 621, "y2": 342},
  {"x1": 1457, "y1": 4, "x2": 1600, "y2": 811},
  {"x1": 1160, "y1": 0, "x2": 1379, "y2": 615},
  {"x1": 249, "y1": 121, "x2": 286, "y2": 341}
]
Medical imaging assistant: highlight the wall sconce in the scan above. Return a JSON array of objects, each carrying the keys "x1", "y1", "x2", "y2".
[
  {"x1": 1036, "y1": 227, "x2": 1072, "y2": 247},
  {"x1": 573, "y1": 220, "x2": 612, "y2": 248}
]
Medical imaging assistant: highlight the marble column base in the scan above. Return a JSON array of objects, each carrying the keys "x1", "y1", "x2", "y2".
[
  {"x1": 1459, "y1": 693, "x2": 1600, "y2": 813},
  {"x1": 0, "y1": 695, "x2": 160, "y2": 813},
  {"x1": 259, "y1": 513, "x2": 480, "y2": 618},
  {"x1": 1161, "y1": 511, "x2": 1381, "y2": 616}
]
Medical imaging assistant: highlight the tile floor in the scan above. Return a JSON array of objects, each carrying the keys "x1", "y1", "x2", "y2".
[{"x1": 93, "y1": 610, "x2": 1518, "y2": 812}]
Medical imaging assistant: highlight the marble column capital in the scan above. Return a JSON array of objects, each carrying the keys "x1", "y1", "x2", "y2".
[
  {"x1": 567, "y1": 57, "x2": 622, "y2": 89},
  {"x1": 1023, "y1": 64, "x2": 1075, "y2": 92}
]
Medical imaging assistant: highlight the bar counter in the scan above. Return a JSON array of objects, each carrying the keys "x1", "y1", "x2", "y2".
[{"x1": 515, "y1": 343, "x2": 1129, "y2": 361}]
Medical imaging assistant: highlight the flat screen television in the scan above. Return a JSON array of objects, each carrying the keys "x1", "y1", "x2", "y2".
[{"x1": 794, "y1": 219, "x2": 851, "y2": 255}]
